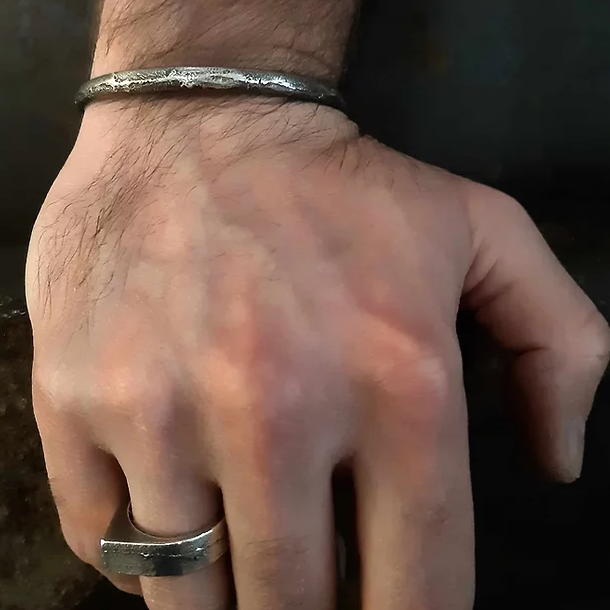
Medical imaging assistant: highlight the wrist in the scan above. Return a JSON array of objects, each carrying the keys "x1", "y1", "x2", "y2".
[
  {"x1": 58, "y1": 97, "x2": 357, "y2": 224},
  {"x1": 77, "y1": 96, "x2": 357, "y2": 165},
  {"x1": 92, "y1": 0, "x2": 357, "y2": 84}
]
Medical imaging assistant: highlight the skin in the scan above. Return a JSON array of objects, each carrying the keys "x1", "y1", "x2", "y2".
[{"x1": 26, "y1": 1, "x2": 610, "y2": 609}]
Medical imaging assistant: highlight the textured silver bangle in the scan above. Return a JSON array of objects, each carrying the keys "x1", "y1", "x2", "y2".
[{"x1": 76, "y1": 67, "x2": 346, "y2": 112}]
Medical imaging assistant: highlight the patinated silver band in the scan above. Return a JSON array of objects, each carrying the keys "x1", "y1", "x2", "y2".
[
  {"x1": 76, "y1": 67, "x2": 346, "y2": 112},
  {"x1": 101, "y1": 502, "x2": 229, "y2": 577}
]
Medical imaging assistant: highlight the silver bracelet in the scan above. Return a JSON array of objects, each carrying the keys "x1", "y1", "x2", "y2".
[{"x1": 75, "y1": 67, "x2": 346, "y2": 112}]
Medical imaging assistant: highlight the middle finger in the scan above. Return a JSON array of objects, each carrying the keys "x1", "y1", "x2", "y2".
[
  {"x1": 356, "y1": 346, "x2": 475, "y2": 610},
  {"x1": 222, "y1": 449, "x2": 336, "y2": 610}
]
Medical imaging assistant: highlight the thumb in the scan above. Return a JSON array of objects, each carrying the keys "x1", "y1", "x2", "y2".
[{"x1": 463, "y1": 185, "x2": 609, "y2": 482}]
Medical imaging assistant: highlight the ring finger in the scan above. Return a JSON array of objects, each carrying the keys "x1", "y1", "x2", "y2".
[{"x1": 356, "y1": 349, "x2": 475, "y2": 609}]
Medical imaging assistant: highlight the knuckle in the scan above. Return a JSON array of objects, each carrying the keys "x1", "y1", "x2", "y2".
[
  {"x1": 378, "y1": 341, "x2": 457, "y2": 429},
  {"x1": 240, "y1": 535, "x2": 307, "y2": 565},
  {"x1": 562, "y1": 307, "x2": 610, "y2": 375},
  {"x1": 61, "y1": 523, "x2": 99, "y2": 568},
  {"x1": 575, "y1": 309, "x2": 610, "y2": 367},
  {"x1": 144, "y1": 585, "x2": 226, "y2": 610},
  {"x1": 99, "y1": 362, "x2": 148, "y2": 409},
  {"x1": 99, "y1": 363, "x2": 175, "y2": 438},
  {"x1": 411, "y1": 350, "x2": 454, "y2": 410},
  {"x1": 237, "y1": 536, "x2": 310, "y2": 597},
  {"x1": 253, "y1": 378, "x2": 309, "y2": 441},
  {"x1": 213, "y1": 361, "x2": 313, "y2": 455},
  {"x1": 225, "y1": 409, "x2": 309, "y2": 478},
  {"x1": 482, "y1": 186, "x2": 523, "y2": 216},
  {"x1": 49, "y1": 487, "x2": 100, "y2": 567},
  {"x1": 362, "y1": 330, "x2": 466, "y2": 450},
  {"x1": 419, "y1": 488, "x2": 454, "y2": 533},
  {"x1": 33, "y1": 362, "x2": 75, "y2": 409}
]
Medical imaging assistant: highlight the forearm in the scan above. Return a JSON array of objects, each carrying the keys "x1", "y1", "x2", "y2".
[{"x1": 93, "y1": 0, "x2": 359, "y2": 83}]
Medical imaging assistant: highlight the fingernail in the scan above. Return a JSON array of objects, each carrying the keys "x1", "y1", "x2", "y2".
[{"x1": 560, "y1": 420, "x2": 586, "y2": 483}]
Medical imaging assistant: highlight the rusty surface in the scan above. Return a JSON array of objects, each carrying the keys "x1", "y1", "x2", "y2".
[{"x1": 0, "y1": 297, "x2": 99, "y2": 610}]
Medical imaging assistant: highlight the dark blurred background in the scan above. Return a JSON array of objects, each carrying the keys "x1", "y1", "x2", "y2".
[{"x1": 0, "y1": 0, "x2": 608, "y2": 608}]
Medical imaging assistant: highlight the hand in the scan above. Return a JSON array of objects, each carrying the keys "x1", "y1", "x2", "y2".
[{"x1": 27, "y1": 99, "x2": 609, "y2": 610}]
